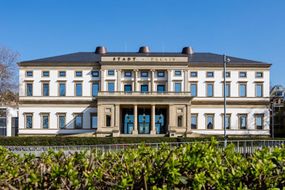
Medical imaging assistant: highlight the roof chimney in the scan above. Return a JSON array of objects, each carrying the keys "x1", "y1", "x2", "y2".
[
  {"x1": 138, "y1": 46, "x2": 150, "y2": 53},
  {"x1": 95, "y1": 46, "x2": 107, "y2": 54},
  {"x1": 182, "y1": 46, "x2": 194, "y2": 55}
]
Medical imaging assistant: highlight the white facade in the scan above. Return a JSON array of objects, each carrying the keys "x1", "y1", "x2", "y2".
[{"x1": 0, "y1": 105, "x2": 18, "y2": 136}]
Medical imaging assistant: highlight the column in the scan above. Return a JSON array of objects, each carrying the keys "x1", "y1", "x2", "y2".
[
  {"x1": 133, "y1": 105, "x2": 138, "y2": 134},
  {"x1": 186, "y1": 104, "x2": 192, "y2": 136},
  {"x1": 151, "y1": 69, "x2": 155, "y2": 92},
  {"x1": 134, "y1": 69, "x2": 138, "y2": 92},
  {"x1": 117, "y1": 69, "x2": 121, "y2": 92},
  {"x1": 167, "y1": 69, "x2": 172, "y2": 92},
  {"x1": 151, "y1": 104, "x2": 156, "y2": 134},
  {"x1": 184, "y1": 70, "x2": 188, "y2": 92},
  {"x1": 100, "y1": 70, "x2": 105, "y2": 91},
  {"x1": 115, "y1": 104, "x2": 120, "y2": 128}
]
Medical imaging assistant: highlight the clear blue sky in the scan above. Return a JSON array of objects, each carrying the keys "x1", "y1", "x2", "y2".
[{"x1": 0, "y1": 0, "x2": 284, "y2": 86}]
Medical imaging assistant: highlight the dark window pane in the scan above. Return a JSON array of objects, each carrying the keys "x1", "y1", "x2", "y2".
[
  {"x1": 59, "y1": 83, "x2": 66, "y2": 96},
  {"x1": 124, "y1": 84, "x2": 132, "y2": 92},
  {"x1": 207, "y1": 115, "x2": 214, "y2": 129},
  {"x1": 141, "y1": 84, "x2": 148, "y2": 93},
  {"x1": 157, "y1": 85, "x2": 165, "y2": 93},
  {"x1": 27, "y1": 84, "x2": 33, "y2": 96},
  {"x1": 141, "y1": 71, "x2": 148, "y2": 77},
  {"x1": 59, "y1": 71, "x2": 66, "y2": 77},
  {"x1": 177, "y1": 115, "x2": 183, "y2": 127},
  {"x1": 75, "y1": 115, "x2": 82, "y2": 129},
  {"x1": 42, "y1": 115, "x2": 49, "y2": 129},
  {"x1": 190, "y1": 72, "x2": 197, "y2": 77},
  {"x1": 26, "y1": 71, "x2": 33, "y2": 77},
  {"x1": 26, "y1": 115, "x2": 33, "y2": 128},
  {"x1": 91, "y1": 113, "x2": 98, "y2": 129},
  {"x1": 76, "y1": 83, "x2": 82, "y2": 96},
  {"x1": 106, "y1": 115, "x2": 111, "y2": 127},
  {"x1": 92, "y1": 83, "x2": 99, "y2": 96},
  {"x1": 91, "y1": 71, "x2": 99, "y2": 77},
  {"x1": 191, "y1": 115, "x2": 197, "y2": 129},
  {"x1": 108, "y1": 70, "x2": 114, "y2": 76},
  {"x1": 256, "y1": 72, "x2": 263, "y2": 78},
  {"x1": 75, "y1": 71, "x2": 82, "y2": 77},
  {"x1": 175, "y1": 70, "x2": 181, "y2": 76},
  {"x1": 207, "y1": 72, "x2": 214, "y2": 77},
  {"x1": 239, "y1": 115, "x2": 247, "y2": 129},
  {"x1": 43, "y1": 83, "x2": 49, "y2": 96},
  {"x1": 256, "y1": 84, "x2": 263, "y2": 97},
  {"x1": 124, "y1": 71, "x2": 132, "y2": 77},
  {"x1": 157, "y1": 71, "x2": 165, "y2": 77},
  {"x1": 59, "y1": 115, "x2": 65, "y2": 129},
  {"x1": 224, "y1": 83, "x2": 230, "y2": 97},
  {"x1": 42, "y1": 71, "x2": 49, "y2": 77},
  {"x1": 239, "y1": 72, "x2": 247, "y2": 78}
]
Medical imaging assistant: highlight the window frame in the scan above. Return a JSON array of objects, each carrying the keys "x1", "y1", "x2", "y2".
[
  {"x1": 108, "y1": 70, "x2": 115, "y2": 76},
  {"x1": 75, "y1": 82, "x2": 83, "y2": 96},
  {"x1": 238, "y1": 114, "x2": 247, "y2": 130},
  {"x1": 255, "y1": 83, "x2": 263, "y2": 97},
  {"x1": 157, "y1": 71, "x2": 165, "y2": 78},
  {"x1": 255, "y1": 72, "x2": 263, "y2": 78},
  {"x1": 42, "y1": 71, "x2": 50, "y2": 77},
  {"x1": 91, "y1": 70, "x2": 99, "y2": 77},
  {"x1": 174, "y1": 70, "x2": 182, "y2": 76},
  {"x1": 57, "y1": 113, "x2": 66, "y2": 129},
  {"x1": 58, "y1": 82, "x2": 66, "y2": 96},
  {"x1": 24, "y1": 113, "x2": 33, "y2": 129},
  {"x1": 58, "y1": 71, "x2": 66, "y2": 77},
  {"x1": 222, "y1": 114, "x2": 231, "y2": 129},
  {"x1": 206, "y1": 83, "x2": 214, "y2": 97},
  {"x1": 190, "y1": 83, "x2": 197, "y2": 96},
  {"x1": 26, "y1": 71, "x2": 33, "y2": 77},
  {"x1": 90, "y1": 112, "x2": 98, "y2": 129},
  {"x1": 206, "y1": 71, "x2": 214, "y2": 78},
  {"x1": 205, "y1": 114, "x2": 214, "y2": 129},
  {"x1": 190, "y1": 71, "x2": 198, "y2": 78},
  {"x1": 191, "y1": 114, "x2": 198, "y2": 129},
  {"x1": 239, "y1": 72, "x2": 247, "y2": 78},
  {"x1": 124, "y1": 70, "x2": 132, "y2": 77},
  {"x1": 75, "y1": 71, "x2": 83, "y2": 77},
  {"x1": 255, "y1": 114, "x2": 264, "y2": 130},
  {"x1": 74, "y1": 113, "x2": 83, "y2": 129},
  {"x1": 26, "y1": 83, "x2": 33, "y2": 96},
  {"x1": 42, "y1": 82, "x2": 50, "y2": 96},
  {"x1": 239, "y1": 83, "x2": 247, "y2": 97},
  {"x1": 41, "y1": 113, "x2": 49, "y2": 129},
  {"x1": 140, "y1": 71, "x2": 149, "y2": 77}
]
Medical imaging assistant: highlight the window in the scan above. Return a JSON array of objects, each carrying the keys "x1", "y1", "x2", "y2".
[
  {"x1": 256, "y1": 83, "x2": 263, "y2": 97},
  {"x1": 74, "y1": 114, "x2": 83, "y2": 129},
  {"x1": 239, "y1": 83, "x2": 247, "y2": 97},
  {"x1": 256, "y1": 72, "x2": 263, "y2": 78},
  {"x1": 59, "y1": 83, "x2": 66, "y2": 96},
  {"x1": 58, "y1": 114, "x2": 66, "y2": 129},
  {"x1": 206, "y1": 83, "x2": 214, "y2": 97},
  {"x1": 190, "y1": 72, "x2": 198, "y2": 77},
  {"x1": 59, "y1": 71, "x2": 66, "y2": 77},
  {"x1": 91, "y1": 70, "x2": 99, "y2": 77},
  {"x1": 255, "y1": 114, "x2": 263, "y2": 129},
  {"x1": 0, "y1": 109, "x2": 7, "y2": 136},
  {"x1": 92, "y1": 82, "x2": 99, "y2": 96},
  {"x1": 124, "y1": 84, "x2": 132, "y2": 92},
  {"x1": 26, "y1": 83, "x2": 33, "y2": 96},
  {"x1": 239, "y1": 114, "x2": 247, "y2": 129},
  {"x1": 177, "y1": 115, "x2": 183, "y2": 127},
  {"x1": 157, "y1": 71, "x2": 165, "y2": 77},
  {"x1": 141, "y1": 84, "x2": 149, "y2": 93},
  {"x1": 174, "y1": 70, "x2": 181, "y2": 76},
  {"x1": 206, "y1": 114, "x2": 214, "y2": 129},
  {"x1": 157, "y1": 85, "x2": 165, "y2": 93},
  {"x1": 42, "y1": 83, "x2": 49, "y2": 96},
  {"x1": 90, "y1": 113, "x2": 98, "y2": 129},
  {"x1": 239, "y1": 72, "x2": 247, "y2": 78},
  {"x1": 206, "y1": 72, "x2": 214, "y2": 78},
  {"x1": 41, "y1": 114, "x2": 49, "y2": 129},
  {"x1": 222, "y1": 114, "x2": 231, "y2": 129},
  {"x1": 108, "y1": 82, "x2": 115, "y2": 92},
  {"x1": 75, "y1": 83, "x2": 82, "y2": 96},
  {"x1": 26, "y1": 71, "x2": 33, "y2": 77},
  {"x1": 191, "y1": 114, "x2": 198, "y2": 129},
  {"x1": 174, "y1": 82, "x2": 182, "y2": 92},
  {"x1": 124, "y1": 71, "x2": 132, "y2": 77},
  {"x1": 141, "y1": 71, "x2": 149, "y2": 77},
  {"x1": 108, "y1": 70, "x2": 115, "y2": 76},
  {"x1": 25, "y1": 114, "x2": 33, "y2": 129},
  {"x1": 190, "y1": 83, "x2": 197, "y2": 96},
  {"x1": 223, "y1": 83, "x2": 230, "y2": 97},
  {"x1": 106, "y1": 115, "x2": 111, "y2": 127},
  {"x1": 42, "y1": 71, "x2": 49, "y2": 77},
  {"x1": 225, "y1": 72, "x2": 231, "y2": 78},
  {"x1": 75, "y1": 71, "x2": 82, "y2": 77}
]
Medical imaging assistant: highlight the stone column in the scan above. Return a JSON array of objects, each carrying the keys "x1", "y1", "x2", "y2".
[
  {"x1": 133, "y1": 105, "x2": 138, "y2": 134},
  {"x1": 184, "y1": 70, "x2": 188, "y2": 92},
  {"x1": 100, "y1": 70, "x2": 105, "y2": 91},
  {"x1": 167, "y1": 69, "x2": 172, "y2": 92},
  {"x1": 117, "y1": 69, "x2": 121, "y2": 92},
  {"x1": 186, "y1": 104, "x2": 192, "y2": 137},
  {"x1": 115, "y1": 104, "x2": 120, "y2": 128},
  {"x1": 151, "y1": 104, "x2": 156, "y2": 134},
  {"x1": 134, "y1": 69, "x2": 138, "y2": 92},
  {"x1": 151, "y1": 69, "x2": 155, "y2": 92}
]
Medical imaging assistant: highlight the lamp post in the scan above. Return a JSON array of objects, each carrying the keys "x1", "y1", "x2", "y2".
[{"x1": 223, "y1": 55, "x2": 230, "y2": 148}]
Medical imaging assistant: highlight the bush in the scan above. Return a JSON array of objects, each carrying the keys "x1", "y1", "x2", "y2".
[{"x1": 0, "y1": 140, "x2": 285, "y2": 189}]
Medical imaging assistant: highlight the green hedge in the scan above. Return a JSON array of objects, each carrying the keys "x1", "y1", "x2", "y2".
[{"x1": 0, "y1": 140, "x2": 285, "y2": 189}]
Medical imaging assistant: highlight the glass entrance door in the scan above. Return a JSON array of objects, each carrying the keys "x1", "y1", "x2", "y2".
[
  {"x1": 138, "y1": 108, "x2": 150, "y2": 134},
  {"x1": 155, "y1": 108, "x2": 167, "y2": 134},
  {"x1": 122, "y1": 109, "x2": 134, "y2": 134}
]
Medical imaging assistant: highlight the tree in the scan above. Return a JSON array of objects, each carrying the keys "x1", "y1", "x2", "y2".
[{"x1": 0, "y1": 46, "x2": 19, "y2": 104}]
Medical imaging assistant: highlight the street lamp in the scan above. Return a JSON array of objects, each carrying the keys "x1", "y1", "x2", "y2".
[{"x1": 223, "y1": 55, "x2": 230, "y2": 148}]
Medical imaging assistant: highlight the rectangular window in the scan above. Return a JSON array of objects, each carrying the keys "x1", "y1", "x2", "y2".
[
  {"x1": 225, "y1": 72, "x2": 231, "y2": 78},
  {"x1": 74, "y1": 114, "x2": 83, "y2": 129},
  {"x1": 91, "y1": 113, "x2": 98, "y2": 129},
  {"x1": 25, "y1": 114, "x2": 33, "y2": 129},
  {"x1": 26, "y1": 71, "x2": 33, "y2": 77},
  {"x1": 256, "y1": 72, "x2": 263, "y2": 78},
  {"x1": 255, "y1": 114, "x2": 263, "y2": 129},
  {"x1": 141, "y1": 84, "x2": 149, "y2": 93},
  {"x1": 75, "y1": 71, "x2": 82, "y2": 77},
  {"x1": 108, "y1": 70, "x2": 115, "y2": 76},
  {"x1": 42, "y1": 83, "x2": 49, "y2": 96},
  {"x1": 108, "y1": 82, "x2": 115, "y2": 92},
  {"x1": 0, "y1": 109, "x2": 7, "y2": 136},
  {"x1": 256, "y1": 83, "x2": 263, "y2": 97},
  {"x1": 92, "y1": 82, "x2": 99, "y2": 96},
  {"x1": 224, "y1": 83, "x2": 230, "y2": 97},
  {"x1": 157, "y1": 84, "x2": 165, "y2": 93},
  {"x1": 239, "y1": 72, "x2": 247, "y2": 78},
  {"x1": 59, "y1": 71, "x2": 66, "y2": 77},
  {"x1": 26, "y1": 83, "x2": 33, "y2": 96},
  {"x1": 174, "y1": 70, "x2": 181, "y2": 76},
  {"x1": 222, "y1": 114, "x2": 231, "y2": 129},
  {"x1": 58, "y1": 114, "x2": 66, "y2": 129},
  {"x1": 41, "y1": 114, "x2": 49, "y2": 129},
  {"x1": 174, "y1": 82, "x2": 182, "y2": 92},
  {"x1": 190, "y1": 72, "x2": 198, "y2": 77},
  {"x1": 239, "y1": 114, "x2": 247, "y2": 129},
  {"x1": 206, "y1": 114, "x2": 214, "y2": 129},
  {"x1": 75, "y1": 83, "x2": 82, "y2": 96},
  {"x1": 157, "y1": 71, "x2": 165, "y2": 77},
  {"x1": 42, "y1": 71, "x2": 49, "y2": 77},
  {"x1": 91, "y1": 70, "x2": 99, "y2": 77},
  {"x1": 190, "y1": 83, "x2": 197, "y2": 96},
  {"x1": 106, "y1": 115, "x2": 111, "y2": 127},
  {"x1": 206, "y1": 72, "x2": 214, "y2": 78},
  {"x1": 59, "y1": 83, "x2": 66, "y2": 96},
  {"x1": 141, "y1": 71, "x2": 149, "y2": 77},
  {"x1": 124, "y1": 71, "x2": 132, "y2": 77},
  {"x1": 206, "y1": 83, "x2": 214, "y2": 97},
  {"x1": 191, "y1": 114, "x2": 198, "y2": 129},
  {"x1": 177, "y1": 115, "x2": 183, "y2": 127},
  {"x1": 124, "y1": 84, "x2": 132, "y2": 92},
  {"x1": 239, "y1": 83, "x2": 247, "y2": 97}
]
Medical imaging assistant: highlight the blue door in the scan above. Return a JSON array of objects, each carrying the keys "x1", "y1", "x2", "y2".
[
  {"x1": 123, "y1": 113, "x2": 134, "y2": 134},
  {"x1": 138, "y1": 110, "x2": 150, "y2": 134}
]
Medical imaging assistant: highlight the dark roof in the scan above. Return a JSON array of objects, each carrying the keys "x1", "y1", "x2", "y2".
[{"x1": 19, "y1": 51, "x2": 271, "y2": 67}]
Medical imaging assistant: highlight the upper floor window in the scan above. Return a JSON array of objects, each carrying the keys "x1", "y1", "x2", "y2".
[
  {"x1": 141, "y1": 71, "x2": 149, "y2": 77},
  {"x1": 174, "y1": 70, "x2": 182, "y2": 76},
  {"x1": 74, "y1": 114, "x2": 83, "y2": 129},
  {"x1": 224, "y1": 72, "x2": 231, "y2": 78},
  {"x1": 75, "y1": 71, "x2": 82, "y2": 77},
  {"x1": 108, "y1": 70, "x2": 115, "y2": 76},
  {"x1": 108, "y1": 82, "x2": 115, "y2": 92},
  {"x1": 26, "y1": 71, "x2": 33, "y2": 77},
  {"x1": 75, "y1": 82, "x2": 82, "y2": 96},
  {"x1": 239, "y1": 83, "x2": 247, "y2": 97},
  {"x1": 25, "y1": 113, "x2": 33, "y2": 128},
  {"x1": 42, "y1": 83, "x2": 49, "y2": 96},
  {"x1": 206, "y1": 83, "x2": 214, "y2": 97},
  {"x1": 190, "y1": 72, "x2": 198, "y2": 77},
  {"x1": 59, "y1": 83, "x2": 66, "y2": 96},
  {"x1": 174, "y1": 82, "x2": 182, "y2": 92},
  {"x1": 256, "y1": 83, "x2": 263, "y2": 97},
  {"x1": 124, "y1": 71, "x2": 132, "y2": 77},
  {"x1": 206, "y1": 114, "x2": 214, "y2": 129},
  {"x1": 224, "y1": 83, "x2": 230, "y2": 97},
  {"x1": 90, "y1": 113, "x2": 98, "y2": 129},
  {"x1": 239, "y1": 114, "x2": 247, "y2": 129},
  {"x1": 255, "y1": 114, "x2": 264, "y2": 129},
  {"x1": 157, "y1": 84, "x2": 165, "y2": 93},
  {"x1": 92, "y1": 82, "x2": 99, "y2": 96},
  {"x1": 42, "y1": 71, "x2": 49, "y2": 77},
  {"x1": 191, "y1": 114, "x2": 198, "y2": 129},
  {"x1": 190, "y1": 83, "x2": 197, "y2": 96},
  {"x1": 124, "y1": 84, "x2": 132, "y2": 92},
  {"x1": 59, "y1": 71, "x2": 66, "y2": 77},
  {"x1": 256, "y1": 72, "x2": 263, "y2": 78},
  {"x1": 222, "y1": 114, "x2": 231, "y2": 129},
  {"x1": 141, "y1": 84, "x2": 149, "y2": 93},
  {"x1": 239, "y1": 72, "x2": 247, "y2": 78},
  {"x1": 26, "y1": 83, "x2": 33, "y2": 96},
  {"x1": 91, "y1": 70, "x2": 99, "y2": 77},
  {"x1": 58, "y1": 113, "x2": 66, "y2": 129},
  {"x1": 41, "y1": 113, "x2": 49, "y2": 129},
  {"x1": 157, "y1": 71, "x2": 165, "y2": 77},
  {"x1": 206, "y1": 72, "x2": 214, "y2": 78}
]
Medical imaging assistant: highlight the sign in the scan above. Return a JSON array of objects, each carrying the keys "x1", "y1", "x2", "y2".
[{"x1": 101, "y1": 56, "x2": 188, "y2": 62}]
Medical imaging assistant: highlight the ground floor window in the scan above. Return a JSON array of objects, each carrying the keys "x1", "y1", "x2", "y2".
[
  {"x1": 25, "y1": 113, "x2": 33, "y2": 129},
  {"x1": 255, "y1": 114, "x2": 264, "y2": 129},
  {"x1": 58, "y1": 113, "x2": 66, "y2": 129},
  {"x1": 74, "y1": 114, "x2": 83, "y2": 129},
  {"x1": 191, "y1": 114, "x2": 198, "y2": 129},
  {"x1": 222, "y1": 114, "x2": 231, "y2": 129},
  {"x1": 41, "y1": 113, "x2": 49, "y2": 129},
  {"x1": 239, "y1": 114, "x2": 247, "y2": 129},
  {"x1": 91, "y1": 113, "x2": 98, "y2": 129}
]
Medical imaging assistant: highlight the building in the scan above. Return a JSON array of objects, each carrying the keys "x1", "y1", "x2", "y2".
[
  {"x1": 18, "y1": 46, "x2": 271, "y2": 137},
  {"x1": 0, "y1": 104, "x2": 18, "y2": 136}
]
